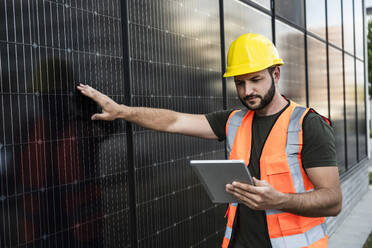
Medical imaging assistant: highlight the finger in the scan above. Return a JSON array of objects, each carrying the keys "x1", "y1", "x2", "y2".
[
  {"x1": 90, "y1": 90, "x2": 115, "y2": 108},
  {"x1": 76, "y1": 87, "x2": 91, "y2": 97},
  {"x1": 226, "y1": 184, "x2": 235, "y2": 193},
  {"x1": 77, "y1": 83, "x2": 89, "y2": 90},
  {"x1": 232, "y1": 181, "x2": 258, "y2": 193},
  {"x1": 77, "y1": 84, "x2": 97, "y2": 97},
  {"x1": 252, "y1": 177, "x2": 268, "y2": 186},
  {"x1": 82, "y1": 86, "x2": 112, "y2": 107},
  {"x1": 229, "y1": 191, "x2": 259, "y2": 209},
  {"x1": 76, "y1": 85, "x2": 85, "y2": 91},
  {"x1": 226, "y1": 186, "x2": 260, "y2": 203},
  {"x1": 229, "y1": 186, "x2": 260, "y2": 203},
  {"x1": 77, "y1": 85, "x2": 117, "y2": 111},
  {"x1": 91, "y1": 113, "x2": 107, "y2": 120}
]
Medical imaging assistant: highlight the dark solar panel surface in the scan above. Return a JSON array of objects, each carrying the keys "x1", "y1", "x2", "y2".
[
  {"x1": 0, "y1": 0, "x2": 130, "y2": 247},
  {"x1": 127, "y1": 1, "x2": 226, "y2": 247}
]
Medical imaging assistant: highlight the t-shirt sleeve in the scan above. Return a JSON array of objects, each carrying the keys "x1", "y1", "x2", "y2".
[
  {"x1": 301, "y1": 112, "x2": 337, "y2": 169},
  {"x1": 205, "y1": 110, "x2": 234, "y2": 141}
]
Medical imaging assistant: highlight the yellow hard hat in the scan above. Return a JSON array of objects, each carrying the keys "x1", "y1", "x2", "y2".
[{"x1": 223, "y1": 33, "x2": 284, "y2": 77}]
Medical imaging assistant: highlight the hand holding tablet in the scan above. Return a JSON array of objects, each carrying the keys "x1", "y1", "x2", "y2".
[{"x1": 190, "y1": 160, "x2": 254, "y2": 203}]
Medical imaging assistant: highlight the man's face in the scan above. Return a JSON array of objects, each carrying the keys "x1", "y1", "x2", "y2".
[{"x1": 234, "y1": 68, "x2": 276, "y2": 111}]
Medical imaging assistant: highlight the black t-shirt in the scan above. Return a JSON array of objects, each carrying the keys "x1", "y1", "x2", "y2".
[{"x1": 205, "y1": 103, "x2": 337, "y2": 248}]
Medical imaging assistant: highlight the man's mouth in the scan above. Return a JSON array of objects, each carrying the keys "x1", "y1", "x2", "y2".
[{"x1": 245, "y1": 96, "x2": 259, "y2": 101}]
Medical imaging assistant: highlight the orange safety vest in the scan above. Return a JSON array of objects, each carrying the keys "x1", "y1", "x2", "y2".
[{"x1": 221, "y1": 101, "x2": 328, "y2": 248}]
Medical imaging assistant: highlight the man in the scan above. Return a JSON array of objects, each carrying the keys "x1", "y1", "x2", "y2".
[{"x1": 77, "y1": 33, "x2": 342, "y2": 248}]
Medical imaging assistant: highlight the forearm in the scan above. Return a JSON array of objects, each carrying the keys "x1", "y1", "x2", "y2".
[
  {"x1": 76, "y1": 84, "x2": 217, "y2": 138},
  {"x1": 118, "y1": 105, "x2": 179, "y2": 132},
  {"x1": 279, "y1": 188, "x2": 342, "y2": 217}
]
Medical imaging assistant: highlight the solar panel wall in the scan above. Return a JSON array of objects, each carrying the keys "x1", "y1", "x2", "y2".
[
  {"x1": 306, "y1": 0, "x2": 326, "y2": 39},
  {"x1": 327, "y1": 0, "x2": 343, "y2": 48},
  {"x1": 343, "y1": 0, "x2": 355, "y2": 55},
  {"x1": 127, "y1": 0, "x2": 226, "y2": 247},
  {"x1": 344, "y1": 54, "x2": 357, "y2": 167},
  {"x1": 275, "y1": 21, "x2": 306, "y2": 106},
  {"x1": 356, "y1": 59, "x2": 367, "y2": 161},
  {"x1": 307, "y1": 36, "x2": 328, "y2": 117},
  {"x1": 328, "y1": 46, "x2": 346, "y2": 173},
  {"x1": 0, "y1": 0, "x2": 131, "y2": 247}
]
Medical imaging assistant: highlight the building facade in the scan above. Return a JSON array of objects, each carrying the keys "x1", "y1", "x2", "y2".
[{"x1": 0, "y1": 0, "x2": 369, "y2": 247}]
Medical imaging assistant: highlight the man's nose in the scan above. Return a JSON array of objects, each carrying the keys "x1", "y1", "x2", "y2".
[{"x1": 243, "y1": 81, "x2": 254, "y2": 96}]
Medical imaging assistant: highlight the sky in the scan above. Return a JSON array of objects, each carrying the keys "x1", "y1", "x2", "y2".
[{"x1": 367, "y1": 0, "x2": 372, "y2": 8}]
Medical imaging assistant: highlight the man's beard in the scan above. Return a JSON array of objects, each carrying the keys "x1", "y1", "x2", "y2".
[{"x1": 239, "y1": 76, "x2": 276, "y2": 111}]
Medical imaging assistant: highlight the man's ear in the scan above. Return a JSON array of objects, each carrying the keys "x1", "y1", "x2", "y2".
[{"x1": 273, "y1": 66, "x2": 280, "y2": 82}]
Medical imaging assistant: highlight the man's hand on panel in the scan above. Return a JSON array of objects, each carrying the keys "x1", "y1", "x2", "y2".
[{"x1": 77, "y1": 84, "x2": 126, "y2": 121}]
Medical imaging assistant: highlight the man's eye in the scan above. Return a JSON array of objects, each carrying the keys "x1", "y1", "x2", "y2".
[
  {"x1": 235, "y1": 81, "x2": 244, "y2": 86},
  {"x1": 251, "y1": 78, "x2": 260, "y2": 82}
]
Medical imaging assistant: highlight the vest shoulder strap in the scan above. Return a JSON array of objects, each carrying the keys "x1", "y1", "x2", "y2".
[
  {"x1": 226, "y1": 109, "x2": 249, "y2": 156},
  {"x1": 308, "y1": 108, "x2": 332, "y2": 126}
]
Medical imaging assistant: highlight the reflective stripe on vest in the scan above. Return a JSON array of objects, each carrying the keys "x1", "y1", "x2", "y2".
[
  {"x1": 270, "y1": 223, "x2": 327, "y2": 248},
  {"x1": 286, "y1": 106, "x2": 307, "y2": 193},
  {"x1": 222, "y1": 202, "x2": 238, "y2": 248},
  {"x1": 226, "y1": 110, "x2": 247, "y2": 158},
  {"x1": 224, "y1": 226, "x2": 232, "y2": 240},
  {"x1": 222, "y1": 101, "x2": 328, "y2": 248}
]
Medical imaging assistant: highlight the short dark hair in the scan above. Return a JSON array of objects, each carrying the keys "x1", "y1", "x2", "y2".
[{"x1": 267, "y1": 65, "x2": 277, "y2": 75}]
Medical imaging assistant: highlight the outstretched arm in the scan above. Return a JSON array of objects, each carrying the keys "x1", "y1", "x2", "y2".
[
  {"x1": 76, "y1": 84, "x2": 218, "y2": 139},
  {"x1": 226, "y1": 166, "x2": 342, "y2": 217}
]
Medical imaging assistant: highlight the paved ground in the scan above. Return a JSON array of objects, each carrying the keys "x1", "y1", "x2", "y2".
[{"x1": 329, "y1": 166, "x2": 372, "y2": 248}]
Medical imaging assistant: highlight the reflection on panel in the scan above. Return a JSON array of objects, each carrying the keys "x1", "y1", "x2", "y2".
[
  {"x1": 275, "y1": 21, "x2": 306, "y2": 106},
  {"x1": 343, "y1": 0, "x2": 354, "y2": 54},
  {"x1": 250, "y1": 0, "x2": 271, "y2": 10},
  {"x1": 306, "y1": 0, "x2": 326, "y2": 39},
  {"x1": 329, "y1": 47, "x2": 345, "y2": 172},
  {"x1": 128, "y1": 0, "x2": 226, "y2": 247},
  {"x1": 276, "y1": 0, "x2": 305, "y2": 28},
  {"x1": 354, "y1": 0, "x2": 364, "y2": 59},
  {"x1": 224, "y1": 0, "x2": 272, "y2": 109},
  {"x1": 0, "y1": 0, "x2": 131, "y2": 247},
  {"x1": 327, "y1": 0, "x2": 343, "y2": 48},
  {"x1": 307, "y1": 36, "x2": 328, "y2": 116},
  {"x1": 344, "y1": 54, "x2": 357, "y2": 167},
  {"x1": 356, "y1": 60, "x2": 367, "y2": 160}
]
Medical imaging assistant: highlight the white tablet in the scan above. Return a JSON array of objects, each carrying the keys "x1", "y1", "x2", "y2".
[{"x1": 190, "y1": 160, "x2": 254, "y2": 203}]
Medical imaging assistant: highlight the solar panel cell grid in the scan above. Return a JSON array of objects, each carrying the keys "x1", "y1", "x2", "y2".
[
  {"x1": 1, "y1": 0, "x2": 130, "y2": 247},
  {"x1": 129, "y1": 0, "x2": 227, "y2": 237}
]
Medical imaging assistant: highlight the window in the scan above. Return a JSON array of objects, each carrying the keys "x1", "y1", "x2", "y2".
[
  {"x1": 275, "y1": 20, "x2": 306, "y2": 106},
  {"x1": 306, "y1": 0, "x2": 326, "y2": 39},
  {"x1": 329, "y1": 47, "x2": 346, "y2": 172},
  {"x1": 327, "y1": 0, "x2": 343, "y2": 48},
  {"x1": 307, "y1": 36, "x2": 328, "y2": 116},
  {"x1": 276, "y1": 0, "x2": 305, "y2": 28}
]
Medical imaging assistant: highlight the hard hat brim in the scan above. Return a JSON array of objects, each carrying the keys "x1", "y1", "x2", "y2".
[{"x1": 223, "y1": 60, "x2": 284, "y2": 78}]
